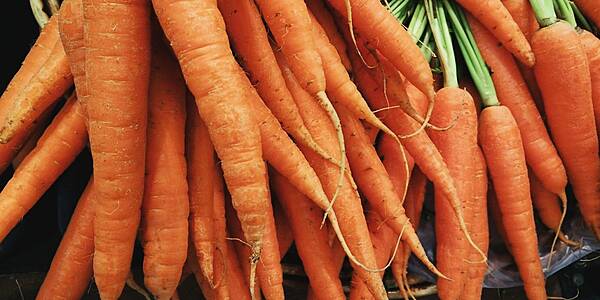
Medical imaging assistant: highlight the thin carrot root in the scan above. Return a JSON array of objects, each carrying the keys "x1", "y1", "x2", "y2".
[
  {"x1": 344, "y1": 0, "x2": 378, "y2": 69},
  {"x1": 397, "y1": 93, "x2": 436, "y2": 139},
  {"x1": 373, "y1": 104, "x2": 457, "y2": 132},
  {"x1": 299, "y1": 128, "x2": 344, "y2": 169},
  {"x1": 547, "y1": 192, "x2": 579, "y2": 267}
]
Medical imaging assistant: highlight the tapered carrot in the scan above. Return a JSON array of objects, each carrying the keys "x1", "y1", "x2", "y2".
[
  {"x1": 188, "y1": 246, "x2": 216, "y2": 300},
  {"x1": 141, "y1": 42, "x2": 189, "y2": 300},
  {"x1": 574, "y1": 0, "x2": 600, "y2": 28},
  {"x1": 578, "y1": 30, "x2": 600, "y2": 136},
  {"x1": 218, "y1": 0, "x2": 335, "y2": 165},
  {"x1": 531, "y1": 20, "x2": 600, "y2": 238},
  {"x1": 0, "y1": 95, "x2": 87, "y2": 242},
  {"x1": 84, "y1": 0, "x2": 150, "y2": 298},
  {"x1": 153, "y1": 2, "x2": 271, "y2": 297},
  {"x1": 186, "y1": 97, "x2": 216, "y2": 284},
  {"x1": 272, "y1": 171, "x2": 345, "y2": 300},
  {"x1": 468, "y1": 16, "x2": 568, "y2": 197},
  {"x1": 225, "y1": 241, "x2": 252, "y2": 300},
  {"x1": 454, "y1": 0, "x2": 535, "y2": 66},
  {"x1": 36, "y1": 180, "x2": 94, "y2": 300},
  {"x1": 58, "y1": 0, "x2": 87, "y2": 113},
  {"x1": 305, "y1": 0, "x2": 352, "y2": 71}
]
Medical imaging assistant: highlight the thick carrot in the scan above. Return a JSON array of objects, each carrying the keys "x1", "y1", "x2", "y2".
[
  {"x1": 153, "y1": 1, "x2": 271, "y2": 296},
  {"x1": 578, "y1": 30, "x2": 600, "y2": 136},
  {"x1": 462, "y1": 148, "x2": 489, "y2": 300},
  {"x1": 454, "y1": 0, "x2": 535, "y2": 66},
  {"x1": 218, "y1": 0, "x2": 334, "y2": 164},
  {"x1": 338, "y1": 105, "x2": 442, "y2": 277},
  {"x1": 84, "y1": 1, "x2": 150, "y2": 298},
  {"x1": 141, "y1": 42, "x2": 189, "y2": 300},
  {"x1": 186, "y1": 97, "x2": 216, "y2": 284},
  {"x1": 272, "y1": 171, "x2": 345, "y2": 300},
  {"x1": 305, "y1": 0, "x2": 352, "y2": 71},
  {"x1": 469, "y1": 16, "x2": 567, "y2": 196},
  {"x1": 479, "y1": 105, "x2": 546, "y2": 300},
  {"x1": 427, "y1": 87, "x2": 477, "y2": 299},
  {"x1": 574, "y1": 0, "x2": 600, "y2": 28},
  {"x1": 291, "y1": 70, "x2": 387, "y2": 300},
  {"x1": 58, "y1": 0, "x2": 87, "y2": 112},
  {"x1": 532, "y1": 21, "x2": 600, "y2": 238},
  {"x1": 36, "y1": 180, "x2": 94, "y2": 300},
  {"x1": 0, "y1": 95, "x2": 87, "y2": 241}
]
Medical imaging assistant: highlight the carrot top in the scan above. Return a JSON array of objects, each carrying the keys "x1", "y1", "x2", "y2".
[
  {"x1": 529, "y1": 0, "x2": 559, "y2": 27},
  {"x1": 425, "y1": 0, "x2": 458, "y2": 88}
]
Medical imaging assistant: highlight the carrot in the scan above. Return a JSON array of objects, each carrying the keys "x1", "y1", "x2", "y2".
[
  {"x1": 272, "y1": 171, "x2": 346, "y2": 300},
  {"x1": 58, "y1": 0, "x2": 87, "y2": 113},
  {"x1": 531, "y1": 20, "x2": 600, "y2": 238},
  {"x1": 11, "y1": 110, "x2": 53, "y2": 168},
  {"x1": 36, "y1": 180, "x2": 94, "y2": 300},
  {"x1": 0, "y1": 95, "x2": 87, "y2": 242},
  {"x1": 480, "y1": 106, "x2": 546, "y2": 300},
  {"x1": 186, "y1": 97, "x2": 216, "y2": 284},
  {"x1": 454, "y1": 0, "x2": 535, "y2": 66},
  {"x1": 188, "y1": 246, "x2": 216, "y2": 300},
  {"x1": 377, "y1": 135, "x2": 415, "y2": 193},
  {"x1": 530, "y1": 173, "x2": 579, "y2": 247},
  {"x1": 84, "y1": 0, "x2": 150, "y2": 297},
  {"x1": 462, "y1": 148, "x2": 489, "y2": 300},
  {"x1": 578, "y1": 30, "x2": 600, "y2": 136},
  {"x1": 468, "y1": 16, "x2": 568, "y2": 197},
  {"x1": 211, "y1": 171, "x2": 230, "y2": 300},
  {"x1": 574, "y1": 0, "x2": 600, "y2": 28},
  {"x1": 153, "y1": 1, "x2": 271, "y2": 297},
  {"x1": 272, "y1": 200, "x2": 294, "y2": 257},
  {"x1": 338, "y1": 105, "x2": 443, "y2": 278},
  {"x1": 225, "y1": 241, "x2": 252, "y2": 300},
  {"x1": 290, "y1": 64, "x2": 387, "y2": 299},
  {"x1": 488, "y1": 184, "x2": 511, "y2": 253},
  {"x1": 305, "y1": 0, "x2": 352, "y2": 72},
  {"x1": 218, "y1": 0, "x2": 335, "y2": 165},
  {"x1": 141, "y1": 42, "x2": 189, "y2": 300}
]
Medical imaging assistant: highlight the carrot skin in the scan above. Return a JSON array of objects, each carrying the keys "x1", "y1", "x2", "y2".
[{"x1": 578, "y1": 30, "x2": 600, "y2": 137}]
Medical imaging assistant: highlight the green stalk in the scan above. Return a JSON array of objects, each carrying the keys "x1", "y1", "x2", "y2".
[
  {"x1": 420, "y1": 30, "x2": 435, "y2": 62},
  {"x1": 425, "y1": 0, "x2": 457, "y2": 87},
  {"x1": 407, "y1": 2, "x2": 429, "y2": 43},
  {"x1": 570, "y1": 1, "x2": 595, "y2": 32},
  {"x1": 443, "y1": 0, "x2": 499, "y2": 107},
  {"x1": 554, "y1": 0, "x2": 577, "y2": 27},
  {"x1": 388, "y1": 0, "x2": 413, "y2": 21},
  {"x1": 529, "y1": 0, "x2": 559, "y2": 27}
]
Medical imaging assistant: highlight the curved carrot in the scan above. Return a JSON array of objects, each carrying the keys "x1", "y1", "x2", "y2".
[
  {"x1": 455, "y1": 0, "x2": 535, "y2": 66},
  {"x1": 153, "y1": 1, "x2": 271, "y2": 297},
  {"x1": 479, "y1": 105, "x2": 546, "y2": 300},
  {"x1": 0, "y1": 95, "x2": 87, "y2": 242},
  {"x1": 468, "y1": 16, "x2": 567, "y2": 196},
  {"x1": 578, "y1": 30, "x2": 600, "y2": 136},
  {"x1": 84, "y1": 1, "x2": 150, "y2": 298},
  {"x1": 532, "y1": 21, "x2": 600, "y2": 238},
  {"x1": 574, "y1": 0, "x2": 600, "y2": 28},
  {"x1": 141, "y1": 42, "x2": 189, "y2": 300},
  {"x1": 36, "y1": 180, "x2": 94, "y2": 300}
]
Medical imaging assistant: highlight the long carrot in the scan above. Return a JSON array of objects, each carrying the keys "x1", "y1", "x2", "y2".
[
  {"x1": 58, "y1": 0, "x2": 87, "y2": 112},
  {"x1": 141, "y1": 41, "x2": 189, "y2": 300},
  {"x1": 468, "y1": 16, "x2": 568, "y2": 197},
  {"x1": 578, "y1": 29, "x2": 600, "y2": 136},
  {"x1": 272, "y1": 171, "x2": 345, "y2": 300},
  {"x1": 531, "y1": 19, "x2": 600, "y2": 238},
  {"x1": 0, "y1": 95, "x2": 87, "y2": 242},
  {"x1": 153, "y1": 1, "x2": 271, "y2": 297},
  {"x1": 186, "y1": 96, "x2": 216, "y2": 284},
  {"x1": 36, "y1": 180, "x2": 94, "y2": 300},
  {"x1": 574, "y1": 0, "x2": 600, "y2": 28}
]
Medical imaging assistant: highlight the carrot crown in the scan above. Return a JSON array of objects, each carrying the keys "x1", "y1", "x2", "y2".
[
  {"x1": 553, "y1": 0, "x2": 577, "y2": 27},
  {"x1": 529, "y1": 0, "x2": 559, "y2": 27},
  {"x1": 407, "y1": 2, "x2": 435, "y2": 62}
]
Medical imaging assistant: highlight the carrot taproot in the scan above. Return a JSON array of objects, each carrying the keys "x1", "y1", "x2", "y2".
[
  {"x1": 272, "y1": 171, "x2": 346, "y2": 300},
  {"x1": 218, "y1": 0, "x2": 336, "y2": 165},
  {"x1": 36, "y1": 180, "x2": 94, "y2": 300},
  {"x1": 578, "y1": 29, "x2": 600, "y2": 136},
  {"x1": 83, "y1": 1, "x2": 150, "y2": 297},
  {"x1": 141, "y1": 42, "x2": 189, "y2": 300},
  {"x1": 454, "y1": 0, "x2": 535, "y2": 66},
  {"x1": 462, "y1": 147, "x2": 489, "y2": 300},
  {"x1": 468, "y1": 16, "x2": 568, "y2": 197},
  {"x1": 531, "y1": 21, "x2": 600, "y2": 238},
  {"x1": 58, "y1": 0, "x2": 87, "y2": 113},
  {"x1": 305, "y1": 0, "x2": 352, "y2": 72},
  {"x1": 0, "y1": 95, "x2": 87, "y2": 242},
  {"x1": 153, "y1": 1, "x2": 271, "y2": 296},
  {"x1": 186, "y1": 97, "x2": 216, "y2": 284},
  {"x1": 479, "y1": 105, "x2": 546, "y2": 300},
  {"x1": 574, "y1": 0, "x2": 600, "y2": 28}
]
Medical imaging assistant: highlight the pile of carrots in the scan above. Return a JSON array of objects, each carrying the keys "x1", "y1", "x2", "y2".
[{"x1": 1, "y1": 0, "x2": 599, "y2": 299}]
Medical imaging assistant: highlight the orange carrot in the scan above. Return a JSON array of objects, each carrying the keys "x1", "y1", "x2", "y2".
[
  {"x1": 225, "y1": 240, "x2": 252, "y2": 300},
  {"x1": 455, "y1": 0, "x2": 535, "y2": 66},
  {"x1": 0, "y1": 95, "x2": 87, "y2": 241},
  {"x1": 36, "y1": 180, "x2": 94, "y2": 300},
  {"x1": 488, "y1": 184, "x2": 511, "y2": 253},
  {"x1": 532, "y1": 21, "x2": 600, "y2": 238},
  {"x1": 578, "y1": 30, "x2": 600, "y2": 136},
  {"x1": 272, "y1": 200, "x2": 294, "y2": 257},
  {"x1": 84, "y1": 0, "x2": 150, "y2": 297},
  {"x1": 211, "y1": 171, "x2": 230, "y2": 300},
  {"x1": 153, "y1": 1, "x2": 271, "y2": 297},
  {"x1": 272, "y1": 171, "x2": 345, "y2": 300},
  {"x1": 479, "y1": 105, "x2": 546, "y2": 300},
  {"x1": 469, "y1": 16, "x2": 567, "y2": 197},
  {"x1": 186, "y1": 97, "x2": 216, "y2": 284},
  {"x1": 58, "y1": 0, "x2": 87, "y2": 112},
  {"x1": 574, "y1": 0, "x2": 600, "y2": 28},
  {"x1": 141, "y1": 42, "x2": 189, "y2": 300}
]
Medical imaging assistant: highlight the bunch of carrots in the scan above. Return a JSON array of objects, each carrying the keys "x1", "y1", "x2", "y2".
[{"x1": 1, "y1": 0, "x2": 599, "y2": 299}]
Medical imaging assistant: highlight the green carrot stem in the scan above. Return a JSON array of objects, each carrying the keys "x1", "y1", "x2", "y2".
[
  {"x1": 529, "y1": 0, "x2": 559, "y2": 27},
  {"x1": 554, "y1": 0, "x2": 577, "y2": 27},
  {"x1": 425, "y1": 0, "x2": 458, "y2": 87}
]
